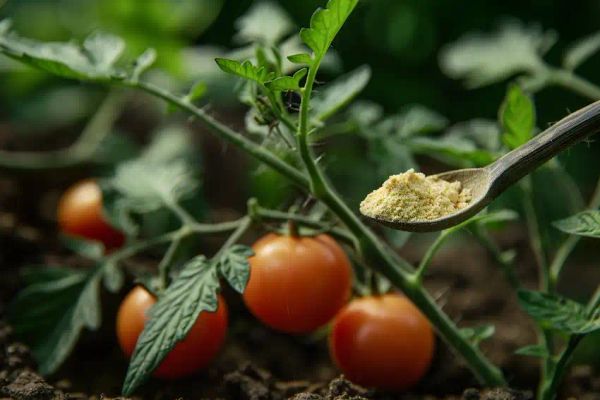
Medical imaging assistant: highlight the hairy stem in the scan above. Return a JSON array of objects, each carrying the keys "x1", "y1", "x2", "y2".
[
  {"x1": 293, "y1": 56, "x2": 506, "y2": 386},
  {"x1": 415, "y1": 231, "x2": 451, "y2": 281},
  {"x1": 127, "y1": 80, "x2": 309, "y2": 189}
]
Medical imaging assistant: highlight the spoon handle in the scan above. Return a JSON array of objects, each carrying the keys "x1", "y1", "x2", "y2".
[{"x1": 489, "y1": 100, "x2": 600, "y2": 193}]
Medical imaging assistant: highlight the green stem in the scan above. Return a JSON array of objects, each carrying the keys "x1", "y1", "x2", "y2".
[
  {"x1": 249, "y1": 202, "x2": 355, "y2": 246},
  {"x1": 293, "y1": 56, "x2": 505, "y2": 387},
  {"x1": 415, "y1": 231, "x2": 451, "y2": 282},
  {"x1": 0, "y1": 90, "x2": 124, "y2": 170},
  {"x1": 157, "y1": 236, "x2": 182, "y2": 290},
  {"x1": 126, "y1": 80, "x2": 309, "y2": 189},
  {"x1": 539, "y1": 287, "x2": 600, "y2": 400},
  {"x1": 215, "y1": 216, "x2": 252, "y2": 258},
  {"x1": 547, "y1": 68, "x2": 600, "y2": 101},
  {"x1": 471, "y1": 226, "x2": 521, "y2": 290}
]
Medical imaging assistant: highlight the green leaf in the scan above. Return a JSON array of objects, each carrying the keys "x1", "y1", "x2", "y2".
[
  {"x1": 394, "y1": 105, "x2": 448, "y2": 138},
  {"x1": 439, "y1": 21, "x2": 555, "y2": 88},
  {"x1": 499, "y1": 84, "x2": 535, "y2": 150},
  {"x1": 8, "y1": 267, "x2": 103, "y2": 375},
  {"x1": 0, "y1": 22, "x2": 125, "y2": 81},
  {"x1": 216, "y1": 244, "x2": 254, "y2": 293},
  {"x1": 563, "y1": 31, "x2": 600, "y2": 71},
  {"x1": 102, "y1": 260, "x2": 124, "y2": 293},
  {"x1": 299, "y1": 0, "x2": 358, "y2": 61},
  {"x1": 184, "y1": 81, "x2": 207, "y2": 103},
  {"x1": 265, "y1": 68, "x2": 307, "y2": 91},
  {"x1": 287, "y1": 53, "x2": 313, "y2": 65},
  {"x1": 234, "y1": 1, "x2": 295, "y2": 45},
  {"x1": 131, "y1": 48, "x2": 156, "y2": 82},
  {"x1": 215, "y1": 58, "x2": 273, "y2": 84},
  {"x1": 122, "y1": 256, "x2": 221, "y2": 395},
  {"x1": 82, "y1": 32, "x2": 125, "y2": 73},
  {"x1": 553, "y1": 210, "x2": 600, "y2": 239},
  {"x1": 515, "y1": 344, "x2": 550, "y2": 358},
  {"x1": 518, "y1": 290, "x2": 600, "y2": 334},
  {"x1": 408, "y1": 136, "x2": 498, "y2": 168},
  {"x1": 110, "y1": 160, "x2": 199, "y2": 214},
  {"x1": 60, "y1": 236, "x2": 104, "y2": 260},
  {"x1": 460, "y1": 324, "x2": 495, "y2": 345},
  {"x1": 312, "y1": 65, "x2": 371, "y2": 121}
]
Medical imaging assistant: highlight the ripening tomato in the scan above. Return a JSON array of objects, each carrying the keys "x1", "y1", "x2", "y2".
[
  {"x1": 243, "y1": 233, "x2": 352, "y2": 333},
  {"x1": 116, "y1": 286, "x2": 228, "y2": 379},
  {"x1": 329, "y1": 293, "x2": 435, "y2": 391},
  {"x1": 57, "y1": 179, "x2": 124, "y2": 249}
]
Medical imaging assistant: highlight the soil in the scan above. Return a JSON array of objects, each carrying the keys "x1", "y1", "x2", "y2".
[{"x1": 1, "y1": 133, "x2": 599, "y2": 399}]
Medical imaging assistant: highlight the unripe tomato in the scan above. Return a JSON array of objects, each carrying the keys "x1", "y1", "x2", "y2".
[
  {"x1": 329, "y1": 293, "x2": 434, "y2": 391},
  {"x1": 57, "y1": 179, "x2": 124, "y2": 249},
  {"x1": 116, "y1": 286, "x2": 228, "y2": 379},
  {"x1": 243, "y1": 233, "x2": 352, "y2": 333}
]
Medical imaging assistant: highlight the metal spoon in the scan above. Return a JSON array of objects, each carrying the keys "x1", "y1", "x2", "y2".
[{"x1": 363, "y1": 100, "x2": 600, "y2": 232}]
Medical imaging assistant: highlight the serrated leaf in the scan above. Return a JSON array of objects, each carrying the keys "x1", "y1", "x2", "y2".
[
  {"x1": 439, "y1": 21, "x2": 555, "y2": 88},
  {"x1": 82, "y1": 32, "x2": 125, "y2": 73},
  {"x1": 234, "y1": 1, "x2": 295, "y2": 45},
  {"x1": 553, "y1": 210, "x2": 600, "y2": 238},
  {"x1": 215, "y1": 58, "x2": 273, "y2": 84},
  {"x1": 110, "y1": 160, "x2": 198, "y2": 214},
  {"x1": 131, "y1": 48, "x2": 156, "y2": 82},
  {"x1": 518, "y1": 290, "x2": 600, "y2": 334},
  {"x1": 184, "y1": 81, "x2": 207, "y2": 103},
  {"x1": 8, "y1": 267, "x2": 103, "y2": 375},
  {"x1": 312, "y1": 65, "x2": 371, "y2": 121},
  {"x1": 122, "y1": 256, "x2": 221, "y2": 395},
  {"x1": 299, "y1": 0, "x2": 358, "y2": 61},
  {"x1": 563, "y1": 31, "x2": 600, "y2": 71},
  {"x1": 500, "y1": 84, "x2": 535, "y2": 150},
  {"x1": 265, "y1": 68, "x2": 307, "y2": 92},
  {"x1": 287, "y1": 53, "x2": 312, "y2": 65},
  {"x1": 515, "y1": 344, "x2": 550, "y2": 358},
  {"x1": 217, "y1": 244, "x2": 254, "y2": 293},
  {"x1": 0, "y1": 23, "x2": 125, "y2": 81},
  {"x1": 460, "y1": 324, "x2": 495, "y2": 345}
]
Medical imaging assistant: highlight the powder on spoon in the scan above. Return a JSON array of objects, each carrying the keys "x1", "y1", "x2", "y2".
[{"x1": 360, "y1": 169, "x2": 472, "y2": 222}]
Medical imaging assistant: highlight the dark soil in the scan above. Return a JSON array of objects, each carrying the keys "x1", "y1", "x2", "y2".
[{"x1": 1, "y1": 154, "x2": 599, "y2": 399}]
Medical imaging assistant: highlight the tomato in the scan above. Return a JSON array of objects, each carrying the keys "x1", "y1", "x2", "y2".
[
  {"x1": 329, "y1": 293, "x2": 435, "y2": 391},
  {"x1": 116, "y1": 286, "x2": 228, "y2": 379},
  {"x1": 57, "y1": 179, "x2": 124, "y2": 249},
  {"x1": 243, "y1": 233, "x2": 352, "y2": 333}
]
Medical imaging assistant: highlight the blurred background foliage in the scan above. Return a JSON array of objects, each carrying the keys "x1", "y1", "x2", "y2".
[
  {"x1": 1, "y1": 0, "x2": 599, "y2": 369},
  {"x1": 1, "y1": 0, "x2": 599, "y2": 237}
]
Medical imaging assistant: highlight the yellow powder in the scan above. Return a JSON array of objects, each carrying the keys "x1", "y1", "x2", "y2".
[{"x1": 360, "y1": 169, "x2": 472, "y2": 222}]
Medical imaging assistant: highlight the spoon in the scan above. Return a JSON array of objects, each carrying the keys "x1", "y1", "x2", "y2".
[{"x1": 363, "y1": 100, "x2": 600, "y2": 232}]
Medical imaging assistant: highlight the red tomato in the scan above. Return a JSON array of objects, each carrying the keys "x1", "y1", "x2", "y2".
[
  {"x1": 57, "y1": 179, "x2": 124, "y2": 249},
  {"x1": 243, "y1": 233, "x2": 352, "y2": 333},
  {"x1": 116, "y1": 286, "x2": 228, "y2": 379},
  {"x1": 329, "y1": 293, "x2": 435, "y2": 391}
]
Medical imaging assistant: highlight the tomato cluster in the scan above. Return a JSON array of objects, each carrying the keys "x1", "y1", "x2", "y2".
[{"x1": 58, "y1": 180, "x2": 435, "y2": 389}]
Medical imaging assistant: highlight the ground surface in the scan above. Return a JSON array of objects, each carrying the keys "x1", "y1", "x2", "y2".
[{"x1": 1, "y1": 174, "x2": 599, "y2": 400}]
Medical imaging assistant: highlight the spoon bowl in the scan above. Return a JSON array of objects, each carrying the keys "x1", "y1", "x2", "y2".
[{"x1": 362, "y1": 100, "x2": 600, "y2": 232}]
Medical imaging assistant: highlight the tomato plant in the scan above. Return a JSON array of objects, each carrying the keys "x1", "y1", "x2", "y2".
[
  {"x1": 3, "y1": 0, "x2": 600, "y2": 398},
  {"x1": 116, "y1": 286, "x2": 228, "y2": 379},
  {"x1": 57, "y1": 179, "x2": 125, "y2": 249},
  {"x1": 243, "y1": 233, "x2": 352, "y2": 333},
  {"x1": 329, "y1": 293, "x2": 434, "y2": 391}
]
